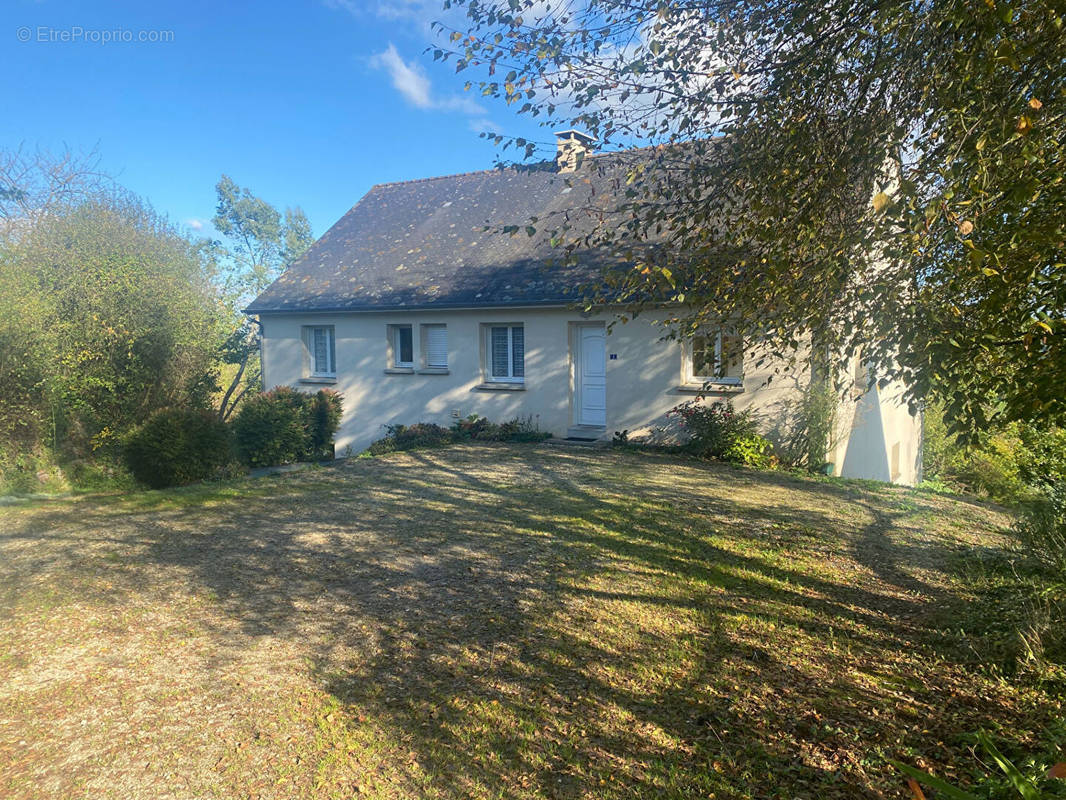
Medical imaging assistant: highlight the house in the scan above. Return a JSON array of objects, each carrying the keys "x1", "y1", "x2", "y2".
[{"x1": 246, "y1": 132, "x2": 922, "y2": 484}]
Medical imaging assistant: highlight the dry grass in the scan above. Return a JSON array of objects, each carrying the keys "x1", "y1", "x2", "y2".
[{"x1": 0, "y1": 444, "x2": 1061, "y2": 799}]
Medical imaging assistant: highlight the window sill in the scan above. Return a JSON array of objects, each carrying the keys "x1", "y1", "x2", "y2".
[
  {"x1": 475, "y1": 382, "x2": 526, "y2": 392},
  {"x1": 384, "y1": 367, "x2": 414, "y2": 375},
  {"x1": 300, "y1": 376, "x2": 337, "y2": 385},
  {"x1": 678, "y1": 382, "x2": 744, "y2": 394},
  {"x1": 418, "y1": 367, "x2": 450, "y2": 375}
]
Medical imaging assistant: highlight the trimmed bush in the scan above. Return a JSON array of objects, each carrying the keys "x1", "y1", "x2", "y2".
[
  {"x1": 124, "y1": 408, "x2": 234, "y2": 489},
  {"x1": 670, "y1": 400, "x2": 777, "y2": 468},
  {"x1": 231, "y1": 387, "x2": 344, "y2": 468}
]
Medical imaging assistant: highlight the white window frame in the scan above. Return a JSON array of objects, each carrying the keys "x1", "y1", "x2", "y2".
[
  {"x1": 304, "y1": 325, "x2": 336, "y2": 377},
  {"x1": 684, "y1": 329, "x2": 742, "y2": 385},
  {"x1": 389, "y1": 324, "x2": 414, "y2": 369},
  {"x1": 485, "y1": 324, "x2": 525, "y2": 383}
]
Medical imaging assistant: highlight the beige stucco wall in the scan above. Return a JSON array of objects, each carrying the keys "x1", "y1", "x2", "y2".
[
  {"x1": 259, "y1": 307, "x2": 921, "y2": 484},
  {"x1": 830, "y1": 376, "x2": 922, "y2": 486}
]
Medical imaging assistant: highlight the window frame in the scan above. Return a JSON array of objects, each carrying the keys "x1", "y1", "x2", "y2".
[
  {"x1": 683, "y1": 329, "x2": 742, "y2": 386},
  {"x1": 388, "y1": 324, "x2": 414, "y2": 369},
  {"x1": 484, "y1": 324, "x2": 525, "y2": 383},
  {"x1": 304, "y1": 325, "x2": 336, "y2": 378}
]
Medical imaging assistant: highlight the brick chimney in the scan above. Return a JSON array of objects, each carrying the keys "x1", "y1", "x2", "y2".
[{"x1": 554, "y1": 130, "x2": 596, "y2": 173}]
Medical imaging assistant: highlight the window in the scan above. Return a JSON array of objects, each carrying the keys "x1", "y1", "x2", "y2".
[
  {"x1": 487, "y1": 324, "x2": 524, "y2": 382},
  {"x1": 421, "y1": 324, "x2": 448, "y2": 369},
  {"x1": 389, "y1": 324, "x2": 413, "y2": 368},
  {"x1": 685, "y1": 329, "x2": 742, "y2": 384},
  {"x1": 304, "y1": 325, "x2": 335, "y2": 377}
]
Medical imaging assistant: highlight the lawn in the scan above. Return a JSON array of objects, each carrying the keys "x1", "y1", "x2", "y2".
[{"x1": 0, "y1": 444, "x2": 1061, "y2": 799}]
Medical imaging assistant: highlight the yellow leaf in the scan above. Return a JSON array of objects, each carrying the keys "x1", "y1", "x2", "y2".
[
  {"x1": 1029, "y1": 97, "x2": 1043, "y2": 110},
  {"x1": 872, "y1": 191, "x2": 890, "y2": 212},
  {"x1": 1016, "y1": 115, "x2": 1033, "y2": 134},
  {"x1": 958, "y1": 220, "x2": 974, "y2": 235}
]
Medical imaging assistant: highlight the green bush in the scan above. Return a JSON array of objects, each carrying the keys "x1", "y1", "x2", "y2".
[
  {"x1": 779, "y1": 381, "x2": 839, "y2": 470},
  {"x1": 368, "y1": 415, "x2": 549, "y2": 455},
  {"x1": 367, "y1": 423, "x2": 453, "y2": 455},
  {"x1": 922, "y1": 407, "x2": 1061, "y2": 505},
  {"x1": 309, "y1": 389, "x2": 343, "y2": 460},
  {"x1": 950, "y1": 430, "x2": 1032, "y2": 504},
  {"x1": 123, "y1": 408, "x2": 234, "y2": 489},
  {"x1": 670, "y1": 400, "x2": 776, "y2": 468},
  {"x1": 724, "y1": 432, "x2": 777, "y2": 469},
  {"x1": 1014, "y1": 483, "x2": 1066, "y2": 576},
  {"x1": 231, "y1": 387, "x2": 343, "y2": 468},
  {"x1": 451, "y1": 414, "x2": 549, "y2": 443}
]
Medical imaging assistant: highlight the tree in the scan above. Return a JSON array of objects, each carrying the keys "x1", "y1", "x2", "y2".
[
  {"x1": 0, "y1": 145, "x2": 110, "y2": 228},
  {"x1": 211, "y1": 176, "x2": 314, "y2": 420},
  {"x1": 439, "y1": 0, "x2": 1064, "y2": 439},
  {"x1": 3, "y1": 191, "x2": 223, "y2": 458}
]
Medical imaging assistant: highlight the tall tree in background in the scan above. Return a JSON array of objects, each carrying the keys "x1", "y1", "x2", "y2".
[
  {"x1": 212, "y1": 175, "x2": 313, "y2": 420},
  {"x1": 441, "y1": 0, "x2": 1064, "y2": 439}
]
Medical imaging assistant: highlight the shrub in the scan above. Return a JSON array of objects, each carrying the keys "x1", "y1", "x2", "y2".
[
  {"x1": 368, "y1": 415, "x2": 548, "y2": 455},
  {"x1": 949, "y1": 429, "x2": 1032, "y2": 504},
  {"x1": 124, "y1": 408, "x2": 234, "y2": 489},
  {"x1": 231, "y1": 387, "x2": 344, "y2": 468},
  {"x1": 724, "y1": 432, "x2": 777, "y2": 469},
  {"x1": 1014, "y1": 482, "x2": 1066, "y2": 575},
  {"x1": 367, "y1": 423, "x2": 452, "y2": 455},
  {"x1": 308, "y1": 389, "x2": 343, "y2": 460},
  {"x1": 670, "y1": 400, "x2": 776, "y2": 468},
  {"x1": 779, "y1": 381, "x2": 840, "y2": 470},
  {"x1": 451, "y1": 414, "x2": 495, "y2": 440}
]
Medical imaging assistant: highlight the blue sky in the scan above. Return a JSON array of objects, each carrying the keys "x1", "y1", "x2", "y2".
[{"x1": 4, "y1": 0, "x2": 549, "y2": 238}]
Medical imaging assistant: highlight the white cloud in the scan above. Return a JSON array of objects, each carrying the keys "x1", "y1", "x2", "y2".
[
  {"x1": 371, "y1": 43, "x2": 434, "y2": 108},
  {"x1": 371, "y1": 42, "x2": 488, "y2": 117},
  {"x1": 185, "y1": 217, "x2": 205, "y2": 232},
  {"x1": 468, "y1": 117, "x2": 501, "y2": 135}
]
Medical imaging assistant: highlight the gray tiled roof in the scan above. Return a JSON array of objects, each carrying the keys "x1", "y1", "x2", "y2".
[{"x1": 245, "y1": 157, "x2": 638, "y2": 313}]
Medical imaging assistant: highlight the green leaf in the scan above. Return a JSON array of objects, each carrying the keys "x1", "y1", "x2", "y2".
[
  {"x1": 975, "y1": 732, "x2": 1040, "y2": 800},
  {"x1": 888, "y1": 761, "x2": 979, "y2": 800}
]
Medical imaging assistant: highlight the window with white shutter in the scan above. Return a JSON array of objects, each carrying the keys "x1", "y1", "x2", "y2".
[
  {"x1": 486, "y1": 324, "x2": 524, "y2": 382},
  {"x1": 422, "y1": 324, "x2": 447, "y2": 369}
]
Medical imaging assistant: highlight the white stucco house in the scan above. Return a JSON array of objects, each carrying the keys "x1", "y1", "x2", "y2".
[{"x1": 246, "y1": 133, "x2": 921, "y2": 484}]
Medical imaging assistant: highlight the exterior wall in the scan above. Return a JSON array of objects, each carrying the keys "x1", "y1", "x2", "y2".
[
  {"x1": 830, "y1": 376, "x2": 922, "y2": 486},
  {"x1": 258, "y1": 307, "x2": 922, "y2": 484}
]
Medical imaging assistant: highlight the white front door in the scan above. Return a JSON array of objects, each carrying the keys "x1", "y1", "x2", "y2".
[{"x1": 575, "y1": 325, "x2": 607, "y2": 426}]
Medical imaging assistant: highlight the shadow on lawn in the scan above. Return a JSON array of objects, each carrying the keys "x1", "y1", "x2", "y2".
[{"x1": 1, "y1": 445, "x2": 1021, "y2": 799}]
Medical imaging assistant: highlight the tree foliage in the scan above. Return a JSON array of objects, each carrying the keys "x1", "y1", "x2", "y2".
[
  {"x1": 440, "y1": 0, "x2": 1064, "y2": 438},
  {"x1": 2, "y1": 193, "x2": 224, "y2": 457},
  {"x1": 211, "y1": 175, "x2": 314, "y2": 421}
]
